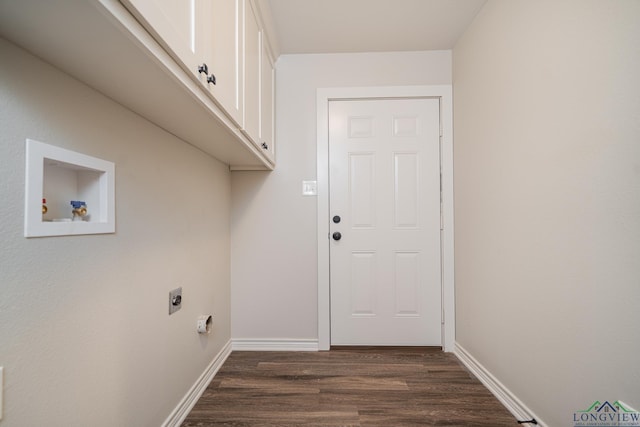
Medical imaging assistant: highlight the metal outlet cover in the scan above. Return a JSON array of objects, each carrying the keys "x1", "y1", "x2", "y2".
[{"x1": 169, "y1": 287, "x2": 182, "y2": 315}]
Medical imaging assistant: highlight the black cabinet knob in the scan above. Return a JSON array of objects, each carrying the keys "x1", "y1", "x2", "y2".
[
  {"x1": 198, "y1": 63, "x2": 208, "y2": 75},
  {"x1": 332, "y1": 232, "x2": 342, "y2": 241},
  {"x1": 207, "y1": 73, "x2": 216, "y2": 85},
  {"x1": 261, "y1": 142, "x2": 268, "y2": 150},
  {"x1": 333, "y1": 215, "x2": 341, "y2": 224}
]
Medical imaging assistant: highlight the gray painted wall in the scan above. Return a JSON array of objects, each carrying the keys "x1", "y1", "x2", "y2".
[
  {"x1": 231, "y1": 50, "x2": 452, "y2": 341},
  {"x1": 453, "y1": 1, "x2": 640, "y2": 424},
  {"x1": 0, "y1": 39, "x2": 231, "y2": 426}
]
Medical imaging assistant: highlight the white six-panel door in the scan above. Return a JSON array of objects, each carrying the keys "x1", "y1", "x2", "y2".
[{"x1": 329, "y1": 98, "x2": 442, "y2": 346}]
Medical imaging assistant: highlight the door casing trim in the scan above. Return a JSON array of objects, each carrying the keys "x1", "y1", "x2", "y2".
[{"x1": 316, "y1": 85, "x2": 455, "y2": 351}]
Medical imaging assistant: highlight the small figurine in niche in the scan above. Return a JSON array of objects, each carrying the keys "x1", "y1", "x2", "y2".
[
  {"x1": 42, "y1": 198, "x2": 48, "y2": 215},
  {"x1": 70, "y1": 200, "x2": 88, "y2": 221}
]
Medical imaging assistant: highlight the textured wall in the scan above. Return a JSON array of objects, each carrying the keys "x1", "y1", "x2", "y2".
[
  {"x1": 453, "y1": 1, "x2": 640, "y2": 424},
  {"x1": 231, "y1": 50, "x2": 452, "y2": 341},
  {"x1": 0, "y1": 39, "x2": 231, "y2": 426}
]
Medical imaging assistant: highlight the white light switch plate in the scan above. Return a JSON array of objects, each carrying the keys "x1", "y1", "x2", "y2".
[{"x1": 302, "y1": 180, "x2": 317, "y2": 196}]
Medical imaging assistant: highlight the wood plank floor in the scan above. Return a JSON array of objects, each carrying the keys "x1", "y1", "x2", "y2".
[{"x1": 181, "y1": 347, "x2": 517, "y2": 426}]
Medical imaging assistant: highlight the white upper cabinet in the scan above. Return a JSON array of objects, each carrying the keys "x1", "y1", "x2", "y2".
[
  {"x1": 0, "y1": 0, "x2": 275, "y2": 169},
  {"x1": 120, "y1": 0, "x2": 199, "y2": 74},
  {"x1": 199, "y1": 0, "x2": 243, "y2": 126},
  {"x1": 242, "y1": 0, "x2": 275, "y2": 163},
  {"x1": 121, "y1": 0, "x2": 244, "y2": 127},
  {"x1": 242, "y1": 0, "x2": 261, "y2": 148},
  {"x1": 260, "y1": 32, "x2": 275, "y2": 163},
  {"x1": 121, "y1": 0, "x2": 274, "y2": 166}
]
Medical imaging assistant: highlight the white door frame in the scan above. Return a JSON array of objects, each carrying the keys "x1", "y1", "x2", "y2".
[{"x1": 316, "y1": 85, "x2": 455, "y2": 351}]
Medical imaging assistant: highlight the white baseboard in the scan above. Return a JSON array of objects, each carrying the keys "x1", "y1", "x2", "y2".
[
  {"x1": 454, "y1": 342, "x2": 546, "y2": 427},
  {"x1": 162, "y1": 340, "x2": 233, "y2": 427},
  {"x1": 232, "y1": 338, "x2": 319, "y2": 351}
]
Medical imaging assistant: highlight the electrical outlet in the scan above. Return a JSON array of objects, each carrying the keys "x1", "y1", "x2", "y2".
[{"x1": 169, "y1": 287, "x2": 182, "y2": 315}]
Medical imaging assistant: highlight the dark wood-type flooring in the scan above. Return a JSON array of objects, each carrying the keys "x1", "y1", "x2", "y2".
[{"x1": 181, "y1": 347, "x2": 517, "y2": 426}]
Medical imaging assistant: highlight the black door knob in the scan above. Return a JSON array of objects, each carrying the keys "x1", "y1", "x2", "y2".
[
  {"x1": 333, "y1": 215, "x2": 341, "y2": 224},
  {"x1": 332, "y1": 232, "x2": 342, "y2": 241}
]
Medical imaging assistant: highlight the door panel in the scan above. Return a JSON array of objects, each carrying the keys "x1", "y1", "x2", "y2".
[
  {"x1": 394, "y1": 251, "x2": 421, "y2": 316},
  {"x1": 394, "y1": 152, "x2": 419, "y2": 228},
  {"x1": 329, "y1": 98, "x2": 441, "y2": 346},
  {"x1": 351, "y1": 251, "x2": 377, "y2": 316},
  {"x1": 349, "y1": 153, "x2": 376, "y2": 228}
]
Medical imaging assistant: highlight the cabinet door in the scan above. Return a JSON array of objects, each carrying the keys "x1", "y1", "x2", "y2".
[
  {"x1": 120, "y1": 0, "x2": 199, "y2": 72},
  {"x1": 260, "y1": 33, "x2": 275, "y2": 162},
  {"x1": 199, "y1": 0, "x2": 243, "y2": 126},
  {"x1": 242, "y1": 0, "x2": 260, "y2": 147},
  {"x1": 122, "y1": 0, "x2": 243, "y2": 125}
]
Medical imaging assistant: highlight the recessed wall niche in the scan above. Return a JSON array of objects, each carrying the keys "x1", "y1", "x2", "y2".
[{"x1": 25, "y1": 139, "x2": 115, "y2": 237}]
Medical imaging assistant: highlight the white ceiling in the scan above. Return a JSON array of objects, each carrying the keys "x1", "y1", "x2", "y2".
[{"x1": 264, "y1": 0, "x2": 487, "y2": 55}]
